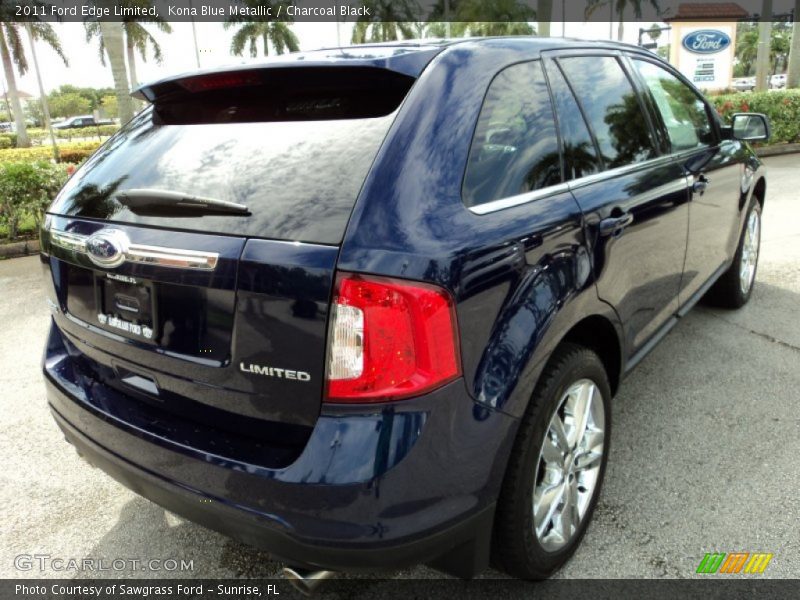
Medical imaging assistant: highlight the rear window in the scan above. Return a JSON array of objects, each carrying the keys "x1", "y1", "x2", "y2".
[{"x1": 49, "y1": 70, "x2": 408, "y2": 245}]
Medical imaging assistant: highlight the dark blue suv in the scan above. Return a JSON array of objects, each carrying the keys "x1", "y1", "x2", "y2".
[{"x1": 41, "y1": 38, "x2": 768, "y2": 581}]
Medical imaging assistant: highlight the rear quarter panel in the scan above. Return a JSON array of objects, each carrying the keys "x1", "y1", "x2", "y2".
[{"x1": 338, "y1": 41, "x2": 623, "y2": 419}]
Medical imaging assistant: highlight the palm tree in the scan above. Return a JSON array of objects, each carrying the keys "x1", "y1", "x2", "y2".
[
  {"x1": 585, "y1": 0, "x2": 661, "y2": 41},
  {"x1": 425, "y1": 0, "x2": 467, "y2": 38},
  {"x1": 352, "y1": 0, "x2": 419, "y2": 43},
  {"x1": 736, "y1": 26, "x2": 759, "y2": 75},
  {"x1": 537, "y1": 0, "x2": 553, "y2": 37},
  {"x1": 0, "y1": 20, "x2": 66, "y2": 147},
  {"x1": 428, "y1": 0, "x2": 536, "y2": 36},
  {"x1": 788, "y1": 0, "x2": 800, "y2": 88},
  {"x1": 225, "y1": 2, "x2": 299, "y2": 56},
  {"x1": 86, "y1": 13, "x2": 172, "y2": 91},
  {"x1": 99, "y1": 21, "x2": 134, "y2": 124},
  {"x1": 754, "y1": 0, "x2": 773, "y2": 91},
  {"x1": 770, "y1": 26, "x2": 791, "y2": 76}
]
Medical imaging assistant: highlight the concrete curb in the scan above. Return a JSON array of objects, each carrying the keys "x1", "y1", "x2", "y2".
[
  {"x1": 0, "y1": 239, "x2": 39, "y2": 259},
  {"x1": 756, "y1": 143, "x2": 800, "y2": 157}
]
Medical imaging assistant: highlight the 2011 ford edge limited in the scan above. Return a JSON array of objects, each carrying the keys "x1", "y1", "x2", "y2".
[{"x1": 41, "y1": 38, "x2": 769, "y2": 581}]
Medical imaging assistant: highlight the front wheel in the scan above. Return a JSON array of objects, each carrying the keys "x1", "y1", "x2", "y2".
[
  {"x1": 707, "y1": 199, "x2": 762, "y2": 309},
  {"x1": 492, "y1": 344, "x2": 611, "y2": 579}
]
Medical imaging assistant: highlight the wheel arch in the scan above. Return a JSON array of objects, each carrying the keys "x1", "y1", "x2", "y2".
[
  {"x1": 752, "y1": 176, "x2": 766, "y2": 208},
  {"x1": 559, "y1": 315, "x2": 623, "y2": 396}
]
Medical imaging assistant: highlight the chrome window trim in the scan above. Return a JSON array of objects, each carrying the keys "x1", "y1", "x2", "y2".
[
  {"x1": 468, "y1": 183, "x2": 571, "y2": 215},
  {"x1": 48, "y1": 227, "x2": 219, "y2": 271},
  {"x1": 565, "y1": 154, "x2": 676, "y2": 191},
  {"x1": 469, "y1": 154, "x2": 686, "y2": 215}
]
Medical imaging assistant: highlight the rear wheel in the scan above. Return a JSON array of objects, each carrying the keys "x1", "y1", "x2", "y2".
[
  {"x1": 707, "y1": 199, "x2": 761, "y2": 309},
  {"x1": 492, "y1": 343, "x2": 611, "y2": 579}
]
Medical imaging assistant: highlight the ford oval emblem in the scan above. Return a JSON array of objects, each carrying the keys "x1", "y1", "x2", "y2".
[
  {"x1": 682, "y1": 30, "x2": 731, "y2": 54},
  {"x1": 86, "y1": 229, "x2": 129, "y2": 268}
]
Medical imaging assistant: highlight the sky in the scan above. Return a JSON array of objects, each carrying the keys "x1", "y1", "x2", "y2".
[
  {"x1": 7, "y1": 20, "x2": 658, "y2": 96},
  {"x1": 5, "y1": 0, "x2": 796, "y2": 98}
]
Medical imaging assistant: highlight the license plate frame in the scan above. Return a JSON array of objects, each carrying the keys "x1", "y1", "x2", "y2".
[{"x1": 94, "y1": 273, "x2": 158, "y2": 342}]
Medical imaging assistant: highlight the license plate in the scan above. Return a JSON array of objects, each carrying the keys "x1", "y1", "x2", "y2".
[{"x1": 95, "y1": 273, "x2": 157, "y2": 341}]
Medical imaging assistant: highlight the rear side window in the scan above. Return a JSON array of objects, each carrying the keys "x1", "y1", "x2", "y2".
[
  {"x1": 545, "y1": 61, "x2": 601, "y2": 181},
  {"x1": 463, "y1": 61, "x2": 561, "y2": 208},
  {"x1": 558, "y1": 56, "x2": 657, "y2": 170},
  {"x1": 632, "y1": 59, "x2": 714, "y2": 152}
]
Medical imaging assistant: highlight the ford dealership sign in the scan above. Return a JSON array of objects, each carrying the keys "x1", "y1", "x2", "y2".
[{"x1": 682, "y1": 30, "x2": 731, "y2": 54}]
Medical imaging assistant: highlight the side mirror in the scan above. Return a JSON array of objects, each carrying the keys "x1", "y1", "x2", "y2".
[{"x1": 730, "y1": 113, "x2": 771, "y2": 142}]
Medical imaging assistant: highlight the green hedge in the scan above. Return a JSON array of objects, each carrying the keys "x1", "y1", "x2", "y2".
[
  {"x1": 0, "y1": 125, "x2": 118, "y2": 149},
  {"x1": 53, "y1": 124, "x2": 119, "y2": 138},
  {"x1": 0, "y1": 161, "x2": 71, "y2": 240},
  {"x1": 0, "y1": 140, "x2": 102, "y2": 164},
  {"x1": 711, "y1": 90, "x2": 800, "y2": 145}
]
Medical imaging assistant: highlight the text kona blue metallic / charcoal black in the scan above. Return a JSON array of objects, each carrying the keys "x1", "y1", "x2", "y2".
[{"x1": 41, "y1": 38, "x2": 769, "y2": 580}]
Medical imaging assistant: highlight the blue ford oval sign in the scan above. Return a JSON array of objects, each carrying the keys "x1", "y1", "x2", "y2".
[{"x1": 682, "y1": 30, "x2": 731, "y2": 54}]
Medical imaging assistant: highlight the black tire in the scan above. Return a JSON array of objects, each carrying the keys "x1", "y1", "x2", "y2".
[
  {"x1": 706, "y1": 198, "x2": 762, "y2": 309},
  {"x1": 492, "y1": 343, "x2": 611, "y2": 579}
]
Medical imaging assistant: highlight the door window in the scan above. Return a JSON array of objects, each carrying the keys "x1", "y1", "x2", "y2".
[
  {"x1": 558, "y1": 56, "x2": 657, "y2": 169},
  {"x1": 463, "y1": 61, "x2": 561, "y2": 208},
  {"x1": 545, "y1": 61, "x2": 602, "y2": 180},
  {"x1": 632, "y1": 59, "x2": 714, "y2": 152}
]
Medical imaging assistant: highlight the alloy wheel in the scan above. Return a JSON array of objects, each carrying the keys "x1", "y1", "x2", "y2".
[
  {"x1": 532, "y1": 379, "x2": 605, "y2": 552},
  {"x1": 740, "y1": 209, "x2": 760, "y2": 295}
]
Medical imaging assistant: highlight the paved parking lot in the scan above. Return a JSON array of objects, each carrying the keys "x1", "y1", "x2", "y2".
[{"x1": 1, "y1": 154, "x2": 798, "y2": 583}]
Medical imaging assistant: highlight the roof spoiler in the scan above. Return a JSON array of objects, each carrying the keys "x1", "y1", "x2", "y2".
[{"x1": 133, "y1": 46, "x2": 444, "y2": 104}]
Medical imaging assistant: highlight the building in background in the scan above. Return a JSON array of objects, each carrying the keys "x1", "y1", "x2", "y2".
[{"x1": 666, "y1": 2, "x2": 748, "y2": 91}]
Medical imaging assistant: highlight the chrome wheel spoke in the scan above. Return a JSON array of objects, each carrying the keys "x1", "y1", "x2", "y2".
[
  {"x1": 568, "y1": 480, "x2": 581, "y2": 527},
  {"x1": 557, "y1": 488, "x2": 575, "y2": 542},
  {"x1": 566, "y1": 382, "x2": 593, "y2": 449},
  {"x1": 533, "y1": 378, "x2": 605, "y2": 552},
  {"x1": 549, "y1": 415, "x2": 570, "y2": 453},
  {"x1": 574, "y1": 450, "x2": 602, "y2": 472},
  {"x1": 541, "y1": 437, "x2": 563, "y2": 465},
  {"x1": 533, "y1": 481, "x2": 566, "y2": 536}
]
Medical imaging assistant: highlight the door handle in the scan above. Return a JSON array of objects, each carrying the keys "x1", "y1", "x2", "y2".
[
  {"x1": 598, "y1": 212, "x2": 634, "y2": 237},
  {"x1": 692, "y1": 175, "x2": 709, "y2": 195}
]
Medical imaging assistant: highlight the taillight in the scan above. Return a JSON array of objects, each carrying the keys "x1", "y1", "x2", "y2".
[
  {"x1": 325, "y1": 273, "x2": 461, "y2": 403},
  {"x1": 178, "y1": 72, "x2": 262, "y2": 93}
]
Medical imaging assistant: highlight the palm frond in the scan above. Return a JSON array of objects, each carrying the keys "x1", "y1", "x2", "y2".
[
  {"x1": 4, "y1": 24, "x2": 28, "y2": 75},
  {"x1": 30, "y1": 23, "x2": 68, "y2": 66}
]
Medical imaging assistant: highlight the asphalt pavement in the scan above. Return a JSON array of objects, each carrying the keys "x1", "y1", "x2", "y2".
[{"x1": 1, "y1": 154, "x2": 798, "y2": 584}]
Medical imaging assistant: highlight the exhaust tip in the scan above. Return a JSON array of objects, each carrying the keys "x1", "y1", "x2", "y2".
[{"x1": 282, "y1": 567, "x2": 335, "y2": 595}]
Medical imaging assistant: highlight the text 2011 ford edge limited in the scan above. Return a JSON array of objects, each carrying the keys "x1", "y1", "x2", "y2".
[{"x1": 40, "y1": 38, "x2": 769, "y2": 580}]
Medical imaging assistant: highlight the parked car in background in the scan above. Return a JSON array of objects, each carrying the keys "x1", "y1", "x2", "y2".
[
  {"x1": 733, "y1": 77, "x2": 756, "y2": 92},
  {"x1": 52, "y1": 115, "x2": 114, "y2": 129},
  {"x1": 770, "y1": 74, "x2": 787, "y2": 89},
  {"x1": 0, "y1": 121, "x2": 15, "y2": 132},
  {"x1": 40, "y1": 38, "x2": 769, "y2": 586}
]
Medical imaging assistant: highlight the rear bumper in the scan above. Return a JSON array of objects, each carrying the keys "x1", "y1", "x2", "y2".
[{"x1": 44, "y1": 321, "x2": 519, "y2": 575}]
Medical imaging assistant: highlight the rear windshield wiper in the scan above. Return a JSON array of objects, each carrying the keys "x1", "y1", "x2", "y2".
[{"x1": 115, "y1": 189, "x2": 250, "y2": 216}]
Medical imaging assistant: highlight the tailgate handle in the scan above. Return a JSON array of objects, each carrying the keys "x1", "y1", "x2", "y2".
[{"x1": 117, "y1": 367, "x2": 160, "y2": 396}]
